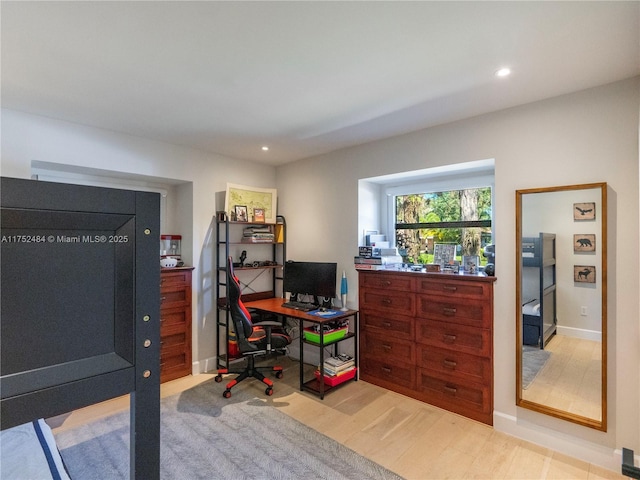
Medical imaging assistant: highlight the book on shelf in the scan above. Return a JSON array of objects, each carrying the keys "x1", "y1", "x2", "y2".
[
  {"x1": 322, "y1": 365, "x2": 356, "y2": 377},
  {"x1": 354, "y1": 255, "x2": 403, "y2": 265},
  {"x1": 354, "y1": 263, "x2": 401, "y2": 271},
  {"x1": 241, "y1": 237, "x2": 274, "y2": 243},
  {"x1": 324, "y1": 354, "x2": 353, "y2": 367},
  {"x1": 322, "y1": 355, "x2": 355, "y2": 376}
]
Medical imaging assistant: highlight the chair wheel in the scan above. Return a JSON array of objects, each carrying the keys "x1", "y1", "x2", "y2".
[
  {"x1": 215, "y1": 375, "x2": 223, "y2": 383},
  {"x1": 265, "y1": 387, "x2": 273, "y2": 396},
  {"x1": 275, "y1": 371, "x2": 283, "y2": 379},
  {"x1": 223, "y1": 390, "x2": 232, "y2": 398}
]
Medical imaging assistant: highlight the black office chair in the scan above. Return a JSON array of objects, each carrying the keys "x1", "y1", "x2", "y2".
[{"x1": 215, "y1": 256, "x2": 291, "y2": 397}]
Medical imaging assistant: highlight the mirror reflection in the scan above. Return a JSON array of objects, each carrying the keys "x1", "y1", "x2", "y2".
[{"x1": 516, "y1": 183, "x2": 606, "y2": 431}]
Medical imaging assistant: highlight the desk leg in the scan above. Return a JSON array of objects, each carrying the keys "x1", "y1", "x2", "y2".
[
  {"x1": 319, "y1": 326, "x2": 325, "y2": 400},
  {"x1": 299, "y1": 318, "x2": 304, "y2": 391},
  {"x1": 354, "y1": 312, "x2": 359, "y2": 381}
]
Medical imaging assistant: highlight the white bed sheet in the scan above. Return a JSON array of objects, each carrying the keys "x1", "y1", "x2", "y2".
[
  {"x1": 0, "y1": 419, "x2": 70, "y2": 480},
  {"x1": 522, "y1": 299, "x2": 541, "y2": 316}
]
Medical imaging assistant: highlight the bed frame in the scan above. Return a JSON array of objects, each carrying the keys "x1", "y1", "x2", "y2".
[
  {"x1": 522, "y1": 232, "x2": 557, "y2": 349},
  {"x1": 1, "y1": 177, "x2": 161, "y2": 479}
]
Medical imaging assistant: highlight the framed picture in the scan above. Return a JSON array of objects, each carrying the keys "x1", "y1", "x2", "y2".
[
  {"x1": 462, "y1": 255, "x2": 480, "y2": 273},
  {"x1": 574, "y1": 265, "x2": 596, "y2": 283},
  {"x1": 574, "y1": 202, "x2": 596, "y2": 220},
  {"x1": 253, "y1": 208, "x2": 265, "y2": 223},
  {"x1": 225, "y1": 183, "x2": 277, "y2": 223},
  {"x1": 433, "y1": 243, "x2": 456, "y2": 266},
  {"x1": 573, "y1": 234, "x2": 596, "y2": 252},
  {"x1": 234, "y1": 205, "x2": 248, "y2": 222}
]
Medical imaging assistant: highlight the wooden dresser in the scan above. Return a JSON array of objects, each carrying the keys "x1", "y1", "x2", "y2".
[
  {"x1": 160, "y1": 267, "x2": 194, "y2": 383},
  {"x1": 358, "y1": 270, "x2": 495, "y2": 425}
]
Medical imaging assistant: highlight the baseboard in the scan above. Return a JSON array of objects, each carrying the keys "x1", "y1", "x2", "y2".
[
  {"x1": 192, "y1": 357, "x2": 217, "y2": 375},
  {"x1": 556, "y1": 325, "x2": 601, "y2": 342},
  {"x1": 493, "y1": 411, "x2": 621, "y2": 473}
]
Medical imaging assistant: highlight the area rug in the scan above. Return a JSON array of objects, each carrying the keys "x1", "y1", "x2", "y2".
[
  {"x1": 522, "y1": 346, "x2": 551, "y2": 390},
  {"x1": 55, "y1": 379, "x2": 404, "y2": 480}
]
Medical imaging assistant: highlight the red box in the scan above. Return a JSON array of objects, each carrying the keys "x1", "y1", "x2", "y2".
[{"x1": 314, "y1": 367, "x2": 357, "y2": 387}]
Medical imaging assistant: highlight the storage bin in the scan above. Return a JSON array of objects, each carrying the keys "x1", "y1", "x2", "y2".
[
  {"x1": 314, "y1": 367, "x2": 357, "y2": 386},
  {"x1": 303, "y1": 326, "x2": 348, "y2": 344}
]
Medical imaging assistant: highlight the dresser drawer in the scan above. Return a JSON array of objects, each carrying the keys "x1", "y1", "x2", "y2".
[
  {"x1": 160, "y1": 269, "x2": 192, "y2": 287},
  {"x1": 415, "y1": 320, "x2": 491, "y2": 357},
  {"x1": 360, "y1": 355, "x2": 416, "y2": 390},
  {"x1": 360, "y1": 289, "x2": 415, "y2": 316},
  {"x1": 361, "y1": 330, "x2": 415, "y2": 364},
  {"x1": 359, "y1": 271, "x2": 415, "y2": 292},
  {"x1": 417, "y1": 345, "x2": 491, "y2": 385},
  {"x1": 160, "y1": 285, "x2": 191, "y2": 309},
  {"x1": 415, "y1": 277, "x2": 490, "y2": 300},
  {"x1": 160, "y1": 305, "x2": 190, "y2": 333},
  {"x1": 417, "y1": 296, "x2": 490, "y2": 328},
  {"x1": 361, "y1": 310, "x2": 414, "y2": 340},
  {"x1": 417, "y1": 369, "x2": 491, "y2": 418},
  {"x1": 160, "y1": 350, "x2": 191, "y2": 382}
]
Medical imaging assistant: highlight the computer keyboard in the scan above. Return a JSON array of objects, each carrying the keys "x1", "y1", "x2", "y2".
[{"x1": 281, "y1": 301, "x2": 318, "y2": 312}]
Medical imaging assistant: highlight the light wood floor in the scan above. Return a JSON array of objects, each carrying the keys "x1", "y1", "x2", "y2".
[
  {"x1": 50, "y1": 358, "x2": 626, "y2": 480},
  {"x1": 522, "y1": 335, "x2": 602, "y2": 421}
]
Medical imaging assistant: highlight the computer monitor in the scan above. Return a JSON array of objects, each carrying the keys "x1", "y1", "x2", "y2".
[{"x1": 283, "y1": 261, "x2": 337, "y2": 302}]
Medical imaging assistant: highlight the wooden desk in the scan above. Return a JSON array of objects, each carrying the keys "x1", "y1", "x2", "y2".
[{"x1": 243, "y1": 298, "x2": 359, "y2": 399}]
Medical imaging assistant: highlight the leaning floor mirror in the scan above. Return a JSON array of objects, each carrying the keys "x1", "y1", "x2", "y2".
[{"x1": 516, "y1": 183, "x2": 607, "y2": 431}]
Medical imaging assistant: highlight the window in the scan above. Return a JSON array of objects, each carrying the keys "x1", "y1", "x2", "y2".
[{"x1": 394, "y1": 187, "x2": 492, "y2": 265}]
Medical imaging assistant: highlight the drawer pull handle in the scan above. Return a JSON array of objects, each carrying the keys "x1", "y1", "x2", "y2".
[
  {"x1": 381, "y1": 298, "x2": 392, "y2": 305},
  {"x1": 382, "y1": 344, "x2": 392, "y2": 351},
  {"x1": 380, "y1": 281, "x2": 392, "y2": 287},
  {"x1": 444, "y1": 385, "x2": 457, "y2": 395},
  {"x1": 443, "y1": 334, "x2": 457, "y2": 343},
  {"x1": 382, "y1": 321, "x2": 392, "y2": 328},
  {"x1": 442, "y1": 359, "x2": 457, "y2": 369},
  {"x1": 382, "y1": 367, "x2": 392, "y2": 373},
  {"x1": 443, "y1": 285, "x2": 457, "y2": 292},
  {"x1": 161, "y1": 296, "x2": 167, "y2": 302},
  {"x1": 442, "y1": 307, "x2": 457, "y2": 316}
]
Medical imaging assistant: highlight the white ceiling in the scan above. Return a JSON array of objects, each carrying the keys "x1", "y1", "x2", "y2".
[{"x1": 2, "y1": 1, "x2": 639, "y2": 166}]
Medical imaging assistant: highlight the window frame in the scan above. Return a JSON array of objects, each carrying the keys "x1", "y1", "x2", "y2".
[{"x1": 384, "y1": 173, "x2": 495, "y2": 251}]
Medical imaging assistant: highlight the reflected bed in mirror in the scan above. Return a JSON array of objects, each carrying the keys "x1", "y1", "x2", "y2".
[{"x1": 516, "y1": 183, "x2": 607, "y2": 431}]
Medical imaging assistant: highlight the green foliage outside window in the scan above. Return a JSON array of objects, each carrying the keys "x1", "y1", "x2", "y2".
[{"x1": 395, "y1": 187, "x2": 492, "y2": 265}]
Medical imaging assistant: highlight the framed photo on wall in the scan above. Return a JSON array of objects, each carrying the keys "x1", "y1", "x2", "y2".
[
  {"x1": 574, "y1": 265, "x2": 596, "y2": 283},
  {"x1": 574, "y1": 202, "x2": 596, "y2": 220},
  {"x1": 225, "y1": 183, "x2": 277, "y2": 223},
  {"x1": 573, "y1": 234, "x2": 596, "y2": 252}
]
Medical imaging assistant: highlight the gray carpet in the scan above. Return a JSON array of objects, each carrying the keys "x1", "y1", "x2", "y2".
[
  {"x1": 522, "y1": 346, "x2": 551, "y2": 389},
  {"x1": 55, "y1": 379, "x2": 404, "y2": 480}
]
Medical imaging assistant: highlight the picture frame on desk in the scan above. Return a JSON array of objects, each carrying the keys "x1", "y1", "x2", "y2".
[{"x1": 463, "y1": 255, "x2": 480, "y2": 273}]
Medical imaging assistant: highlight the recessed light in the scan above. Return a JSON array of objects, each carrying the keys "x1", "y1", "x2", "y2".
[
  {"x1": 261, "y1": 146, "x2": 269, "y2": 151},
  {"x1": 495, "y1": 67, "x2": 511, "y2": 77}
]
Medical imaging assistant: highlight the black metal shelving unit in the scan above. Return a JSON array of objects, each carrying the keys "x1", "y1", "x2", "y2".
[{"x1": 215, "y1": 215, "x2": 286, "y2": 368}]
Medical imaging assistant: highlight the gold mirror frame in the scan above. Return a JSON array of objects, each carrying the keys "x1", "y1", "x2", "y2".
[{"x1": 516, "y1": 183, "x2": 607, "y2": 431}]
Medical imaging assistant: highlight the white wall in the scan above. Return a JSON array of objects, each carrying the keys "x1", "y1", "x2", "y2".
[
  {"x1": 275, "y1": 77, "x2": 640, "y2": 470},
  {"x1": 522, "y1": 188, "x2": 603, "y2": 338},
  {"x1": 0, "y1": 109, "x2": 278, "y2": 375}
]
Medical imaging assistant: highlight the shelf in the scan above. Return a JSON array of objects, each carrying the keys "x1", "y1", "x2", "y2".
[
  {"x1": 301, "y1": 375, "x2": 357, "y2": 396},
  {"x1": 218, "y1": 265, "x2": 282, "y2": 271},
  {"x1": 302, "y1": 331, "x2": 356, "y2": 348},
  {"x1": 215, "y1": 215, "x2": 285, "y2": 370}
]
